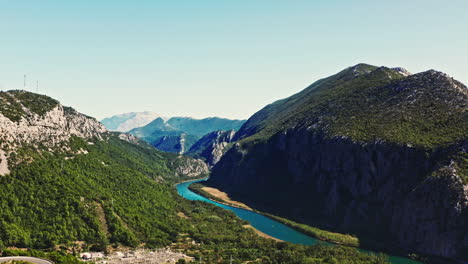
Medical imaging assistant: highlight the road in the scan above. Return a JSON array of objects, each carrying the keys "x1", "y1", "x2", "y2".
[{"x1": 0, "y1": 256, "x2": 54, "y2": 264}]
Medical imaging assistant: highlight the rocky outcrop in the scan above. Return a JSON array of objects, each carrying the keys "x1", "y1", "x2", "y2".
[
  {"x1": 0, "y1": 91, "x2": 109, "y2": 174},
  {"x1": 171, "y1": 156, "x2": 209, "y2": 177},
  {"x1": 0, "y1": 91, "x2": 209, "y2": 179},
  {"x1": 0, "y1": 105, "x2": 106, "y2": 151},
  {"x1": 210, "y1": 129, "x2": 468, "y2": 259},
  {"x1": 187, "y1": 130, "x2": 236, "y2": 167},
  {"x1": 118, "y1": 132, "x2": 141, "y2": 145},
  {"x1": 0, "y1": 149, "x2": 10, "y2": 175}
]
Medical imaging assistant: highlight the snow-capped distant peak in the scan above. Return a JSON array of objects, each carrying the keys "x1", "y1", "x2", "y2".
[{"x1": 101, "y1": 111, "x2": 163, "y2": 132}]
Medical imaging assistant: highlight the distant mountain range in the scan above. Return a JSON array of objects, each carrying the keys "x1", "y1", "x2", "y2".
[
  {"x1": 101, "y1": 111, "x2": 162, "y2": 132},
  {"x1": 101, "y1": 114, "x2": 246, "y2": 154}
]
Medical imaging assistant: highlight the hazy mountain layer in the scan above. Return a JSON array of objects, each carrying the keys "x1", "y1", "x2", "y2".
[
  {"x1": 129, "y1": 117, "x2": 245, "y2": 153},
  {"x1": 101, "y1": 111, "x2": 162, "y2": 132}
]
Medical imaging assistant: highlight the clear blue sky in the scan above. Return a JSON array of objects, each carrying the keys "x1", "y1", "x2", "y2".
[{"x1": 1, "y1": 0, "x2": 467, "y2": 120}]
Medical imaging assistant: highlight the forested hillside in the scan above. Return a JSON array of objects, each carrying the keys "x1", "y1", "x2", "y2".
[{"x1": 0, "y1": 90, "x2": 393, "y2": 264}]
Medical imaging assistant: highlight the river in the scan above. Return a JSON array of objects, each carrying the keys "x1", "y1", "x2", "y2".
[{"x1": 176, "y1": 178, "x2": 422, "y2": 264}]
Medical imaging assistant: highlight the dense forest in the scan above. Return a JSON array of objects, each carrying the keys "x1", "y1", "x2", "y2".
[{"x1": 0, "y1": 133, "x2": 392, "y2": 264}]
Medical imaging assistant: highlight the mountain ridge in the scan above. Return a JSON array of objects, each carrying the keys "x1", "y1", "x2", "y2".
[
  {"x1": 0, "y1": 90, "x2": 208, "y2": 178},
  {"x1": 208, "y1": 64, "x2": 468, "y2": 261},
  {"x1": 128, "y1": 116, "x2": 246, "y2": 154}
]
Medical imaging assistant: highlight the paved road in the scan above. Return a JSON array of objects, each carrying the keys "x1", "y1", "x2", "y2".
[{"x1": 0, "y1": 256, "x2": 54, "y2": 264}]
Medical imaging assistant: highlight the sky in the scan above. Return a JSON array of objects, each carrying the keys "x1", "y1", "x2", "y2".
[{"x1": 1, "y1": 0, "x2": 467, "y2": 120}]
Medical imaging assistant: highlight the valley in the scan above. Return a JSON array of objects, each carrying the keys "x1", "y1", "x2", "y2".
[
  {"x1": 0, "y1": 63, "x2": 465, "y2": 264},
  {"x1": 177, "y1": 179, "x2": 422, "y2": 264},
  {"x1": 3, "y1": 1, "x2": 467, "y2": 264},
  {"x1": 0, "y1": 90, "x2": 399, "y2": 264}
]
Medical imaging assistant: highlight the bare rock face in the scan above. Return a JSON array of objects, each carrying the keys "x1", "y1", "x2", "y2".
[
  {"x1": 0, "y1": 105, "x2": 106, "y2": 150},
  {"x1": 0, "y1": 149, "x2": 10, "y2": 175},
  {"x1": 0, "y1": 91, "x2": 108, "y2": 174},
  {"x1": 171, "y1": 156, "x2": 209, "y2": 177},
  {"x1": 187, "y1": 130, "x2": 236, "y2": 167},
  {"x1": 118, "y1": 132, "x2": 141, "y2": 145}
]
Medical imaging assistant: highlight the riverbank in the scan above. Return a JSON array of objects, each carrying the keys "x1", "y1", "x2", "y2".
[
  {"x1": 242, "y1": 225, "x2": 283, "y2": 242},
  {"x1": 187, "y1": 182, "x2": 287, "y2": 242},
  {"x1": 188, "y1": 182, "x2": 360, "y2": 247},
  {"x1": 189, "y1": 183, "x2": 252, "y2": 210},
  {"x1": 171, "y1": 176, "x2": 208, "y2": 187},
  {"x1": 177, "y1": 179, "x2": 435, "y2": 264}
]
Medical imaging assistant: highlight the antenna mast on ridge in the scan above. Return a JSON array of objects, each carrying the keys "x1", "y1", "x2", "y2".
[
  {"x1": 36, "y1": 80, "x2": 39, "y2": 93},
  {"x1": 24, "y1": 74, "x2": 26, "y2": 90}
]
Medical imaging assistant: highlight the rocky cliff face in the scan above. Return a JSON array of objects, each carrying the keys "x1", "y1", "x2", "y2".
[
  {"x1": 0, "y1": 90, "x2": 208, "y2": 178},
  {"x1": 211, "y1": 130, "x2": 467, "y2": 259},
  {"x1": 0, "y1": 104, "x2": 107, "y2": 149},
  {"x1": 171, "y1": 155, "x2": 209, "y2": 177},
  {"x1": 208, "y1": 64, "x2": 468, "y2": 260},
  {"x1": 0, "y1": 91, "x2": 108, "y2": 175},
  {"x1": 187, "y1": 130, "x2": 236, "y2": 167}
]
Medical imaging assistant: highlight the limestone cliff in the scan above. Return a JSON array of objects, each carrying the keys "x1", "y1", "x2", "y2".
[
  {"x1": 0, "y1": 90, "x2": 208, "y2": 178},
  {"x1": 171, "y1": 155, "x2": 209, "y2": 177},
  {"x1": 187, "y1": 130, "x2": 236, "y2": 167},
  {"x1": 0, "y1": 90, "x2": 107, "y2": 175}
]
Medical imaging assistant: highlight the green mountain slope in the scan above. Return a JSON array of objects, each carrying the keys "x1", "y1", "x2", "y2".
[
  {"x1": 1, "y1": 136, "x2": 183, "y2": 249},
  {"x1": 236, "y1": 64, "x2": 466, "y2": 148},
  {"x1": 209, "y1": 64, "x2": 468, "y2": 261},
  {"x1": 0, "y1": 90, "x2": 208, "y2": 249}
]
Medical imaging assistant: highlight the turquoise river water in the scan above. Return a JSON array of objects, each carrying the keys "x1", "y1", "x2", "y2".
[{"x1": 176, "y1": 179, "x2": 422, "y2": 264}]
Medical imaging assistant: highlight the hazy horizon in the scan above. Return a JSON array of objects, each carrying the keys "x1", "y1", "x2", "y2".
[{"x1": 1, "y1": 0, "x2": 467, "y2": 120}]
